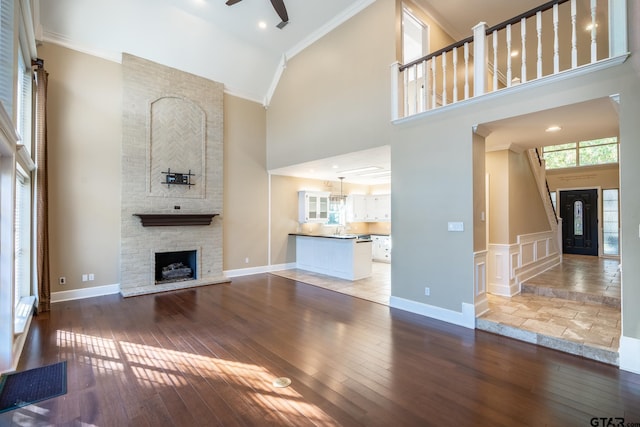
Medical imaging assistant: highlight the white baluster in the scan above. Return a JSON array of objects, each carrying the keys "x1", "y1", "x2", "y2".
[
  {"x1": 590, "y1": 0, "x2": 597, "y2": 62},
  {"x1": 390, "y1": 61, "x2": 400, "y2": 120},
  {"x1": 571, "y1": 0, "x2": 577, "y2": 68},
  {"x1": 536, "y1": 11, "x2": 542, "y2": 78},
  {"x1": 553, "y1": 3, "x2": 559, "y2": 73},
  {"x1": 442, "y1": 51, "x2": 447, "y2": 106},
  {"x1": 431, "y1": 57, "x2": 436, "y2": 108},
  {"x1": 464, "y1": 42, "x2": 469, "y2": 99},
  {"x1": 453, "y1": 47, "x2": 458, "y2": 102},
  {"x1": 521, "y1": 17, "x2": 527, "y2": 83},
  {"x1": 423, "y1": 60, "x2": 430, "y2": 110},
  {"x1": 492, "y1": 30, "x2": 498, "y2": 91},
  {"x1": 403, "y1": 65, "x2": 409, "y2": 117},
  {"x1": 506, "y1": 24, "x2": 512, "y2": 87},
  {"x1": 421, "y1": 60, "x2": 428, "y2": 112},
  {"x1": 411, "y1": 64, "x2": 420, "y2": 113}
]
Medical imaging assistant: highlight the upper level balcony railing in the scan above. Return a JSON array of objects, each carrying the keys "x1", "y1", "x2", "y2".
[{"x1": 391, "y1": 0, "x2": 628, "y2": 120}]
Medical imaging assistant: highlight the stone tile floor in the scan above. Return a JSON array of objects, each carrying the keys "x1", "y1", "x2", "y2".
[
  {"x1": 271, "y1": 254, "x2": 621, "y2": 365},
  {"x1": 521, "y1": 254, "x2": 621, "y2": 307},
  {"x1": 478, "y1": 254, "x2": 621, "y2": 366},
  {"x1": 271, "y1": 261, "x2": 391, "y2": 306},
  {"x1": 478, "y1": 293, "x2": 620, "y2": 365}
]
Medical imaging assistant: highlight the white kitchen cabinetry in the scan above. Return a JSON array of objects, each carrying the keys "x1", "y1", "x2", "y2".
[
  {"x1": 371, "y1": 235, "x2": 391, "y2": 262},
  {"x1": 298, "y1": 191, "x2": 330, "y2": 223},
  {"x1": 294, "y1": 235, "x2": 372, "y2": 280},
  {"x1": 347, "y1": 194, "x2": 391, "y2": 222},
  {"x1": 369, "y1": 194, "x2": 391, "y2": 222},
  {"x1": 347, "y1": 194, "x2": 368, "y2": 222}
]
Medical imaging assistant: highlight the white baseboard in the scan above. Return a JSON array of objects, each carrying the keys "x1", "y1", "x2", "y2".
[
  {"x1": 224, "y1": 263, "x2": 297, "y2": 278},
  {"x1": 52, "y1": 283, "x2": 121, "y2": 303},
  {"x1": 488, "y1": 281, "x2": 519, "y2": 297},
  {"x1": 619, "y1": 335, "x2": 640, "y2": 374},
  {"x1": 389, "y1": 296, "x2": 475, "y2": 329}
]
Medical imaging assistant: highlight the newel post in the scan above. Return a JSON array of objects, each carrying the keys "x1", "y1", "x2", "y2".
[
  {"x1": 472, "y1": 22, "x2": 488, "y2": 97},
  {"x1": 390, "y1": 61, "x2": 401, "y2": 121},
  {"x1": 608, "y1": 0, "x2": 628, "y2": 56}
]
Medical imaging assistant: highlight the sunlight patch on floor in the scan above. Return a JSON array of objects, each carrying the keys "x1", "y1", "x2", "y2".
[{"x1": 55, "y1": 329, "x2": 339, "y2": 425}]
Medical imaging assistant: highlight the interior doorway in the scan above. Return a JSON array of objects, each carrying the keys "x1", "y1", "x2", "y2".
[{"x1": 560, "y1": 189, "x2": 599, "y2": 255}]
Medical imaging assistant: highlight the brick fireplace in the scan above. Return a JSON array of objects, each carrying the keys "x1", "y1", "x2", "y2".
[{"x1": 120, "y1": 54, "x2": 228, "y2": 297}]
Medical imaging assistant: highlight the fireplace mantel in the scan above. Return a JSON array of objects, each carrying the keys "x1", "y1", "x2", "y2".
[{"x1": 134, "y1": 213, "x2": 218, "y2": 227}]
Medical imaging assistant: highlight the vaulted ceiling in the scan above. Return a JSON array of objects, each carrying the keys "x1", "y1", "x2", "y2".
[
  {"x1": 37, "y1": 0, "x2": 619, "y2": 185},
  {"x1": 37, "y1": 0, "x2": 548, "y2": 104}
]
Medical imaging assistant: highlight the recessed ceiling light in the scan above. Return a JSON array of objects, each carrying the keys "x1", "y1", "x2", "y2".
[
  {"x1": 258, "y1": 21, "x2": 267, "y2": 29},
  {"x1": 545, "y1": 125, "x2": 562, "y2": 132},
  {"x1": 585, "y1": 23, "x2": 598, "y2": 31},
  {"x1": 332, "y1": 164, "x2": 339, "y2": 169},
  {"x1": 510, "y1": 50, "x2": 519, "y2": 57}
]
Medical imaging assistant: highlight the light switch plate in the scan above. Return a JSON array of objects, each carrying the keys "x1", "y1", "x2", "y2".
[{"x1": 447, "y1": 221, "x2": 464, "y2": 232}]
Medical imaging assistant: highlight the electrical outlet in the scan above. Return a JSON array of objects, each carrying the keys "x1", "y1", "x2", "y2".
[
  {"x1": 59, "y1": 277, "x2": 66, "y2": 285},
  {"x1": 89, "y1": 273, "x2": 94, "y2": 281},
  {"x1": 245, "y1": 257, "x2": 249, "y2": 264},
  {"x1": 424, "y1": 287, "x2": 430, "y2": 296}
]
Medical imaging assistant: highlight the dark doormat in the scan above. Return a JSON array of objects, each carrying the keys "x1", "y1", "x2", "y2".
[{"x1": 0, "y1": 361, "x2": 67, "y2": 413}]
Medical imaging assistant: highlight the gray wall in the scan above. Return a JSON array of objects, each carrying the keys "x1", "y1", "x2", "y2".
[{"x1": 393, "y1": 58, "x2": 640, "y2": 334}]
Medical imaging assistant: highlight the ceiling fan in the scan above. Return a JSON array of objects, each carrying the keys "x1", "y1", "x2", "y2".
[{"x1": 225, "y1": 0, "x2": 290, "y2": 29}]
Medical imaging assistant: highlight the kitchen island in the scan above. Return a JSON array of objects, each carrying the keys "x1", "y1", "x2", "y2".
[{"x1": 289, "y1": 233, "x2": 373, "y2": 280}]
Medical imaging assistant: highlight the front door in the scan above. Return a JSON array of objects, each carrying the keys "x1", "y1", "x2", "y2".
[{"x1": 560, "y1": 189, "x2": 598, "y2": 255}]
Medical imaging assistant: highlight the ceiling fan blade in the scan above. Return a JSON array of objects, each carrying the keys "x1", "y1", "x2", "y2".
[
  {"x1": 269, "y1": 0, "x2": 289, "y2": 24},
  {"x1": 226, "y1": 0, "x2": 242, "y2": 5}
]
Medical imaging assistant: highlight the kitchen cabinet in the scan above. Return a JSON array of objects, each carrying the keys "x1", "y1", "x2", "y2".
[
  {"x1": 347, "y1": 194, "x2": 368, "y2": 222},
  {"x1": 369, "y1": 194, "x2": 391, "y2": 222},
  {"x1": 346, "y1": 194, "x2": 391, "y2": 222},
  {"x1": 298, "y1": 191, "x2": 330, "y2": 223},
  {"x1": 372, "y1": 235, "x2": 391, "y2": 262}
]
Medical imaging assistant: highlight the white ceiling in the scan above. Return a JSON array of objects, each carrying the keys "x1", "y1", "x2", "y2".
[
  {"x1": 269, "y1": 146, "x2": 391, "y2": 186},
  {"x1": 36, "y1": 0, "x2": 619, "y2": 186}
]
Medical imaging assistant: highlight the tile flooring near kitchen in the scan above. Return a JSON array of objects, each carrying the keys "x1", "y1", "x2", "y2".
[
  {"x1": 270, "y1": 261, "x2": 391, "y2": 305},
  {"x1": 271, "y1": 254, "x2": 621, "y2": 365}
]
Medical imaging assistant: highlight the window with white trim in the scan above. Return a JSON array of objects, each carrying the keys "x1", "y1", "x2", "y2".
[
  {"x1": 543, "y1": 137, "x2": 618, "y2": 169},
  {"x1": 602, "y1": 189, "x2": 619, "y2": 256},
  {"x1": 14, "y1": 168, "x2": 31, "y2": 306}
]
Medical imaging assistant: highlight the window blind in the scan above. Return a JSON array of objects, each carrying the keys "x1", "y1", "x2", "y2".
[
  {"x1": 14, "y1": 172, "x2": 29, "y2": 306},
  {"x1": 0, "y1": 0, "x2": 15, "y2": 117},
  {"x1": 16, "y1": 46, "x2": 31, "y2": 148}
]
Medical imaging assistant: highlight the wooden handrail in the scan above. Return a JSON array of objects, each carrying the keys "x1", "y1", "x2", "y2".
[
  {"x1": 485, "y1": 0, "x2": 570, "y2": 34},
  {"x1": 400, "y1": 36, "x2": 473, "y2": 71},
  {"x1": 399, "y1": 0, "x2": 571, "y2": 71}
]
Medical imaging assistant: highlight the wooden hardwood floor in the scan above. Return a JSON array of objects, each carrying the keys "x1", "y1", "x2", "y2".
[{"x1": 5, "y1": 273, "x2": 640, "y2": 426}]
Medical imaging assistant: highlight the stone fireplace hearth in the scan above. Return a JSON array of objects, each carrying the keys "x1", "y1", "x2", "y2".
[{"x1": 120, "y1": 54, "x2": 229, "y2": 297}]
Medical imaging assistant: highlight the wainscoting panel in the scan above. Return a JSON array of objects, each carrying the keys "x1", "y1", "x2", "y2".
[{"x1": 488, "y1": 230, "x2": 561, "y2": 297}]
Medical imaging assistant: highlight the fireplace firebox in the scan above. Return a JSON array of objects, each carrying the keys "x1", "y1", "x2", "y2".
[{"x1": 155, "y1": 250, "x2": 197, "y2": 284}]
